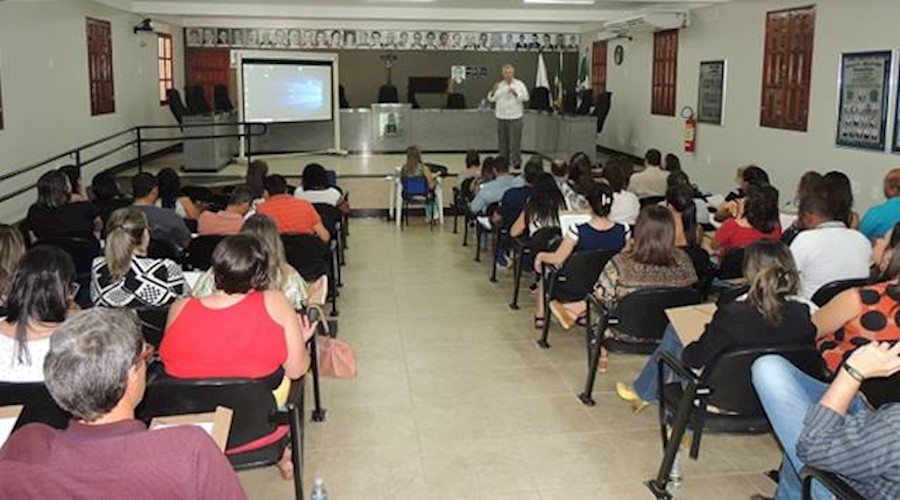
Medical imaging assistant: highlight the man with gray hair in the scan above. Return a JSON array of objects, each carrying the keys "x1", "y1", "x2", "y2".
[
  {"x1": 487, "y1": 64, "x2": 529, "y2": 169},
  {"x1": 0, "y1": 308, "x2": 246, "y2": 499}
]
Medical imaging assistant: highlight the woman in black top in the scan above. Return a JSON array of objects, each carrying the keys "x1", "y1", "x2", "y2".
[
  {"x1": 23, "y1": 170, "x2": 99, "y2": 243},
  {"x1": 616, "y1": 239, "x2": 817, "y2": 412}
]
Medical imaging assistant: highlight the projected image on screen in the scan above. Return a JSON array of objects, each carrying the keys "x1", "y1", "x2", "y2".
[{"x1": 243, "y1": 61, "x2": 334, "y2": 122}]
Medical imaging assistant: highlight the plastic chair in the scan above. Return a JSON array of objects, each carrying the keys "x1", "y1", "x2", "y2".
[
  {"x1": 133, "y1": 306, "x2": 170, "y2": 349},
  {"x1": 536, "y1": 248, "x2": 613, "y2": 348},
  {"x1": 811, "y1": 278, "x2": 871, "y2": 307},
  {"x1": 800, "y1": 466, "x2": 865, "y2": 500},
  {"x1": 281, "y1": 234, "x2": 337, "y2": 316},
  {"x1": 473, "y1": 203, "x2": 500, "y2": 263},
  {"x1": 645, "y1": 346, "x2": 826, "y2": 498},
  {"x1": 400, "y1": 176, "x2": 435, "y2": 230},
  {"x1": 184, "y1": 235, "x2": 224, "y2": 271},
  {"x1": 313, "y1": 203, "x2": 346, "y2": 274},
  {"x1": 137, "y1": 377, "x2": 305, "y2": 499},
  {"x1": 213, "y1": 84, "x2": 234, "y2": 112},
  {"x1": 452, "y1": 177, "x2": 476, "y2": 236},
  {"x1": 0, "y1": 382, "x2": 69, "y2": 431}
]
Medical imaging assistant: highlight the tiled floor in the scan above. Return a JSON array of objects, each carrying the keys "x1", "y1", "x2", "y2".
[{"x1": 236, "y1": 219, "x2": 782, "y2": 499}]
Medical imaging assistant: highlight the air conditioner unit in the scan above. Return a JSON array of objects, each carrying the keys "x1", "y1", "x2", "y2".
[{"x1": 603, "y1": 12, "x2": 689, "y2": 36}]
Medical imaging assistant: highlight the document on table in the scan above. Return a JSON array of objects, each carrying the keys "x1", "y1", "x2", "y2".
[{"x1": 666, "y1": 303, "x2": 717, "y2": 345}]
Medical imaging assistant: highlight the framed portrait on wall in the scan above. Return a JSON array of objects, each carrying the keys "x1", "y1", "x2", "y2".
[
  {"x1": 697, "y1": 60, "x2": 726, "y2": 125},
  {"x1": 836, "y1": 50, "x2": 892, "y2": 151}
]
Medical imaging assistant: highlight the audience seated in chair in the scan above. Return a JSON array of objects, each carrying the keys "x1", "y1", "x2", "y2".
[
  {"x1": 781, "y1": 171, "x2": 824, "y2": 246},
  {"x1": 257, "y1": 174, "x2": 330, "y2": 242},
  {"x1": 752, "y1": 341, "x2": 900, "y2": 500},
  {"x1": 859, "y1": 168, "x2": 900, "y2": 241},
  {"x1": 0, "y1": 225, "x2": 26, "y2": 311},
  {"x1": 90, "y1": 171, "x2": 132, "y2": 231},
  {"x1": 457, "y1": 150, "x2": 482, "y2": 189},
  {"x1": 502, "y1": 157, "x2": 544, "y2": 231},
  {"x1": 159, "y1": 234, "x2": 314, "y2": 479},
  {"x1": 666, "y1": 184, "x2": 713, "y2": 291},
  {"x1": 294, "y1": 163, "x2": 349, "y2": 214},
  {"x1": 23, "y1": 170, "x2": 100, "y2": 243},
  {"x1": 813, "y1": 228, "x2": 900, "y2": 376},
  {"x1": 823, "y1": 171, "x2": 860, "y2": 230},
  {"x1": 789, "y1": 191, "x2": 871, "y2": 299},
  {"x1": 400, "y1": 146, "x2": 438, "y2": 220},
  {"x1": 90, "y1": 208, "x2": 186, "y2": 309},
  {"x1": 533, "y1": 183, "x2": 627, "y2": 329},
  {"x1": 0, "y1": 247, "x2": 77, "y2": 383},
  {"x1": 469, "y1": 156, "x2": 524, "y2": 215},
  {"x1": 602, "y1": 156, "x2": 640, "y2": 226},
  {"x1": 130, "y1": 172, "x2": 192, "y2": 251},
  {"x1": 550, "y1": 158, "x2": 589, "y2": 211},
  {"x1": 715, "y1": 165, "x2": 770, "y2": 222},
  {"x1": 193, "y1": 214, "x2": 323, "y2": 310},
  {"x1": 627, "y1": 149, "x2": 669, "y2": 199},
  {"x1": 714, "y1": 184, "x2": 782, "y2": 258},
  {"x1": 616, "y1": 240, "x2": 816, "y2": 413},
  {"x1": 198, "y1": 185, "x2": 254, "y2": 236},
  {"x1": 510, "y1": 172, "x2": 564, "y2": 239},
  {"x1": 59, "y1": 165, "x2": 88, "y2": 203},
  {"x1": 156, "y1": 168, "x2": 201, "y2": 221},
  {"x1": 0, "y1": 308, "x2": 247, "y2": 498},
  {"x1": 246, "y1": 160, "x2": 269, "y2": 202}
]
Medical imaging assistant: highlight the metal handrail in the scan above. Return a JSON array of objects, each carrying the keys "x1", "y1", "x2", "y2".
[{"x1": 0, "y1": 121, "x2": 268, "y2": 206}]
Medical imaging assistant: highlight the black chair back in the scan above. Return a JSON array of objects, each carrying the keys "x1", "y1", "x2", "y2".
[
  {"x1": 377, "y1": 84, "x2": 399, "y2": 103},
  {"x1": 861, "y1": 373, "x2": 900, "y2": 408},
  {"x1": 135, "y1": 306, "x2": 170, "y2": 348},
  {"x1": 529, "y1": 87, "x2": 551, "y2": 111},
  {"x1": 281, "y1": 234, "x2": 329, "y2": 281},
  {"x1": 708, "y1": 346, "x2": 824, "y2": 415},
  {"x1": 811, "y1": 278, "x2": 871, "y2": 307},
  {"x1": 614, "y1": 287, "x2": 703, "y2": 342},
  {"x1": 446, "y1": 93, "x2": 466, "y2": 109},
  {"x1": 147, "y1": 239, "x2": 183, "y2": 263},
  {"x1": 594, "y1": 91, "x2": 612, "y2": 133},
  {"x1": 313, "y1": 204, "x2": 342, "y2": 239},
  {"x1": 716, "y1": 285, "x2": 750, "y2": 305},
  {"x1": 185, "y1": 85, "x2": 211, "y2": 115},
  {"x1": 0, "y1": 382, "x2": 69, "y2": 431},
  {"x1": 555, "y1": 249, "x2": 616, "y2": 302},
  {"x1": 166, "y1": 89, "x2": 189, "y2": 124},
  {"x1": 185, "y1": 235, "x2": 224, "y2": 271},
  {"x1": 639, "y1": 196, "x2": 666, "y2": 208},
  {"x1": 137, "y1": 377, "x2": 283, "y2": 465},
  {"x1": 213, "y1": 84, "x2": 234, "y2": 112},
  {"x1": 717, "y1": 248, "x2": 746, "y2": 280},
  {"x1": 338, "y1": 85, "x2": 350, "y2": 109},
  {"x1": 181, "y1": 185, "x2": 214, "y2": 203}
]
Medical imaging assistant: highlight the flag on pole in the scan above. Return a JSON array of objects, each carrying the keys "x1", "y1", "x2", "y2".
[
  {"x1": 578, "y1": 49, "x2": 590, "y2": 91},
  {"x1": 554, "y1": 50, "x2": 564, "y2": 112},
  {"x1": 535, "y1": 53, "x2": 550, "y2": 90}
]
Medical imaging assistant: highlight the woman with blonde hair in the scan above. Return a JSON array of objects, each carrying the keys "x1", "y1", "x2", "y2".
[
  {"x1": 193, "y1": 214, "x2": 324, "y2": 309},
  {"x1": 400, "y1": 145, "x2": 437, "y2": 218},
  {"x1": 616, "y1": 239, "x2": 817, "y2": 412},
  {"x1": 90, "y1": 207, "x2": 186, "y2": 307},
  {"x1": 0, "y1": 225, "x2": 26, "y2": 308}
]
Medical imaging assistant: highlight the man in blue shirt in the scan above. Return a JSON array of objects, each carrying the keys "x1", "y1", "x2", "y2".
[
  {"x1": 469, "y1": 156, "x2": 525, "y2": 214},
  {"x1": 860, "y1": 168, "x2": 900, "y2": 240},
  {"x1": 498, "y1": 156, "x2": 544, "y2": 230}
]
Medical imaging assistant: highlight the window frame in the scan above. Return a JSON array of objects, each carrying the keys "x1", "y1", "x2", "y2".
[
  {"x1": 86, "y1": 17, "x2": 115, "y2": 116},
  {"x1": 651, "y1": 29, "x2": 678, "y2": 117},
  {"x1": 759, "y1": 5, "x2": 816, "y2": 131},
  {"x1": 158, "y1": 33, "x2": 175, "y2": 105}
]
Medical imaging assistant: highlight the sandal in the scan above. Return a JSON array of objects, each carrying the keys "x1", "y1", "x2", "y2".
[{"x1": 533, "y1": 316, "x2": 545, "y2": 329}]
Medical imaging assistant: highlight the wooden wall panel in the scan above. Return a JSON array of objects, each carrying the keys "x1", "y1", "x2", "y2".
[{"x1": 759, "y1": 6, "x2": 815, "y2": 131}]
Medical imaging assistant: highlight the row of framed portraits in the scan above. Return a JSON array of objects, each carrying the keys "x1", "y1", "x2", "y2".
[
  {"x1": 694, "y1": 51, "x2": 900, "y2": 153},
  {"x1": 185, "y1": 27, "x2": 580, "y2": 53}
]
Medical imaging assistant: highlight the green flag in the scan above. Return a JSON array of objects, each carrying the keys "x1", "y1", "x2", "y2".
[{"x1": 578, "y1": 51, "x2": 590, "y2": 90}]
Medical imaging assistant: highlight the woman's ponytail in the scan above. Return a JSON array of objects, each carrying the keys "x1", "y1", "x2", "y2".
[
  {"x1": 104, "y1": 208, "x2": 148, "y2": 282},
  {"x1": 743, "y1": 240, "x2": 800, "y2": 327}
]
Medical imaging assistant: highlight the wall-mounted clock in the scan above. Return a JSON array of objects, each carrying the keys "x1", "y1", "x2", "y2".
[{"x1": 614, "y1": 45, "x2": 625, "y2": 65}]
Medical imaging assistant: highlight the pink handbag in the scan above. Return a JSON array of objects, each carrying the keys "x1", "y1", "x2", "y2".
[{"x1": 316, "y1": 336, "x2": 357, "y2": 379}]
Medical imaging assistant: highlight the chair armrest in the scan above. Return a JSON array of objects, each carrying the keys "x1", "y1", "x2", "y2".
[
  {"x1": 800, "y1": 466, "x2": 865, "y2": 500},
  {"x1": 658, "y1": 350, "x2": 702, "y2": 387}
]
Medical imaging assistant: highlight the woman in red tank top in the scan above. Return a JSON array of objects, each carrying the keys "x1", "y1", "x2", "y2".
[{"x1": 159, "y1": 234, "x2": 314, "y2": 479}]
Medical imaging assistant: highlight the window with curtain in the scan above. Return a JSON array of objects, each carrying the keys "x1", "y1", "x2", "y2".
[
  {"x1": 158, "y1": 33, "x2": 174, "y2": 105},
  {"x1": 651, "y1": 30, "x2": 678, "y2": 116},
  {"x1": 591, "y1": 40, "x2": 608, "y2": 100},
  {"x1": 759, "y1": 6, "x2": 816, "y2": 131},
  {"x1": 86, "y1": 17, "x2": 115, "y2": 116}
]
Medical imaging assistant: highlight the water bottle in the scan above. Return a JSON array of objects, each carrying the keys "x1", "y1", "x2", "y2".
[{"x1": 310, "y1": 477, "x2": 327, "y2": 500}]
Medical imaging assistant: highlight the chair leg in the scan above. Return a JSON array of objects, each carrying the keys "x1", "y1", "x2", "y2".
[
  {"x1": 453, "y1": 206, "x2": 459, "y2": 234},
  {"x1": 578, "y1": 319, "x2": 604, "y2": 406},
  {"x1": 474, "y1": 226, "x2": 482, "y2": 262},
  {"x1": 646, "y1": 385, "x2": 697, "y2": 498},
  {"x1": 285, "y1": 401, "x2": 305, "y2": 500},
  {"x1": 509, "y1": 247, "x2": 524, "y2": 310},
  {"x1": 490, "y1": 233, "x2": 501, "y2": 282},
  {"x1": 307, "y1": 335, "x2": 326, "y2": 422},
  {"x1": 537, "y1": 271, "x2": 556, "y2": 349}
]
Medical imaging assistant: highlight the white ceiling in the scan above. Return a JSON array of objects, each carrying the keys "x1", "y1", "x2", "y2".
[{"x1": 130, "y1": 0, "x2": 729, "y2": 30}]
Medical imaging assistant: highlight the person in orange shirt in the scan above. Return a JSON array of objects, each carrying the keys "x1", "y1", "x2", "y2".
[
  {"x1": 257, "y1": 175, "x2": 330, "y2": 242},
  {"x1": 197, "y1": 185, "x2": 254, "y2": 236}
]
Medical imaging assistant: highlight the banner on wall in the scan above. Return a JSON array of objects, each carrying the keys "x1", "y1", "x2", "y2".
[
  {"x1": 185, "y1": 27, "x2": 580, "y2": 53},
  {"x1": 836, "y1": 50, "x2": 892, "y2": 151}
]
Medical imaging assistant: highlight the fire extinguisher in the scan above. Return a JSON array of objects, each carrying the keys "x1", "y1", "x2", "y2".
[{"x1": 681, "y1": 106, "x2": 696, "y2": 153}]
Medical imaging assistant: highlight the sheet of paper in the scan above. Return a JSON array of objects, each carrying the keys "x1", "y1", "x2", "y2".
[
  {"x1": 666, "y1": 303, "x2": 717, "y2": 345},
  {"x1": 0, "y1": 405, "x2": 24, "y2": 448},
  {"x1": 151, "y1": 422, "x2": 215, "y2": 435}
]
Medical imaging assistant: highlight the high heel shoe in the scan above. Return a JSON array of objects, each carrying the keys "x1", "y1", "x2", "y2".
[{"x1": 616, "y1": 382, "x2": 650, "y2": 414}]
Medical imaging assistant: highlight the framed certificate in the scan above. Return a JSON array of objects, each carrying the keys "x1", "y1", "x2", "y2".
[
  {"x1": 836, "y1": 51, "x2": 892, "y2": 151},
  {"x1": 697, "y1": 60, "x2": 726, "y2": 125}
]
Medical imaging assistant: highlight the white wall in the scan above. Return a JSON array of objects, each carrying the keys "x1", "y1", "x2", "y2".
[
  {"x1": 594, "y1": 0, "x2": 900, "y2": 212},
  {"x1": 0, "y1": 0, "x2": 184, "y2": 222}
]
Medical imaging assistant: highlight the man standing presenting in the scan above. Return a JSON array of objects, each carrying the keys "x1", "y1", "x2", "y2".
[{"x1": 488, "y1": 64, "x2": 529, "y2": 169}]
